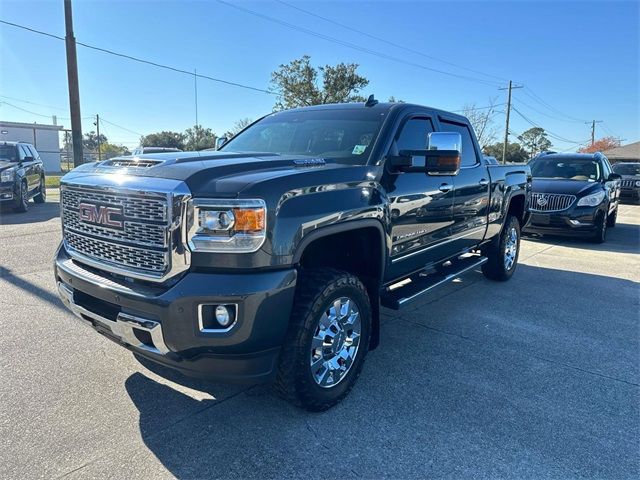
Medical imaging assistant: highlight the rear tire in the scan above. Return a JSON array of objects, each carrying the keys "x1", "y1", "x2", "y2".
[
  {"x1": 33, "y1": 176, "x2": 46, "y2": 204},
  {"x1": 14, "y1": 181, "x2": 29, "y2": 213},
  {"x1": 273, "y1": 268, "x2": 371, "y2": 411},
  {"x1": 481, "y1": 215, "x2": 521, "y2": 281}
]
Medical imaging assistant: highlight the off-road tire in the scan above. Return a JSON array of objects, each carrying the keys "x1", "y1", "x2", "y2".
[
  {"x1": 273, "y1": 268, "x2": 371, "y2": 411},
  {"x1": 34, "y1": 176, "x2": 46, "y2": 204},
  {"x1": 14, "y1": 181, "x2": 29, "y2": 213},
  {"x1": 481, "y1": 214, "x2": 521, "y2": 281}
]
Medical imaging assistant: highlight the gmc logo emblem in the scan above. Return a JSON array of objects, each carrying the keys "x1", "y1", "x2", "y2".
[{"x1": 78, "y1": 202, "x2": 124, "y2": 229}]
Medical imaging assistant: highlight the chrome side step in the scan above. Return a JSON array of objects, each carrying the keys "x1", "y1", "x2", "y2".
[
  {"x1": 57, "y1": 282, "x2": 170, "y2": 355},
  {"x1": 381, "y1": 255, "x2": 488, "y2": 310}
]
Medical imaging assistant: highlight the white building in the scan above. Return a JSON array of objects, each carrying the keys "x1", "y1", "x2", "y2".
[{"x1": 0, "y1": 120, "x2": 63, "y2": 173}]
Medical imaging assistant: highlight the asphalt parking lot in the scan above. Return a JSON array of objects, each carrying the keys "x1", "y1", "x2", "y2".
[{"x1": 1, "y1": 193, "x2": 639, "y2": 479}]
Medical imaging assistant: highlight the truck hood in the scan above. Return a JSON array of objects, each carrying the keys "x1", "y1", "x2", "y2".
[
  {"x1": 0, "y1": 160, "x2": 17, "y2": 172},
  {"x1": 531, "y1": 178, "x2": 601, "y2": 196},
  {"x1": 62, "y1": 151, "x2": 375, "y2": 198}
]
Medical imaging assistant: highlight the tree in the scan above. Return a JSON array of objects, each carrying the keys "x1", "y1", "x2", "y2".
[
  {"x1": 270, "y1": 55, "x2": 369, "y2": 110},
  {"x1": 140, "y1": 131, "x2": 186, "y2": 150},
  {"x1": 82, "y1": 131, "x2": 107, "y2": 151},
  {"x1": 388, "y1": 96, "x2": 405, "y2": 103},
  {"x1": 578, "y1": 136, "x2": 621, "y2": 153},
  {"x1": 225, "y1": 118, "x2": 253, "y2": 139},
  {"x1": 184, "y1": 125, "x2": 217, "y2": 151},
  {"x1": 99, "y1": 142, "x2": 130, "y2": 159},
  {"x1": 483, "y1": 142, "x2": 528, "y2": 163},
  {"x1": 518, "y1": 127, "x2": 552, "y2": 158},
  {"x1": 462, "y1": 99, "x2": 499, "y2": 148}
]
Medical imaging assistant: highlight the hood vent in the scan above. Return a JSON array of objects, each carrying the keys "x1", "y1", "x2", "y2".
[{"x1": 100, "y1": 158, "x2": 164, "y2": 169}]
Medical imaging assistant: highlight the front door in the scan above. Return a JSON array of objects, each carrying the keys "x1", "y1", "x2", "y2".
[{"x1": 382, "y1": 116, "x2": 455, "y2": 281}]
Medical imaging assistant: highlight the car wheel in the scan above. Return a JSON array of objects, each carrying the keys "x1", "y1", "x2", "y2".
[
  {"x1": 592, "y1": 212, "x2": 607, "y2": 243},
  {"x1": 274, "y1": 268, "x2": 371, "y2": 411},
  {"x1": 34, "y1": 176, "x2": 46, "y2": 204},
  {"x1": 606, "y1": 208, "x2": 617, "y2": 228},
  {"x1": 14, "y1": 181, "x2": 29, "y2": 213},
  {"x1": 481, "y1": 214, "x2": 521, "y2": 281}
]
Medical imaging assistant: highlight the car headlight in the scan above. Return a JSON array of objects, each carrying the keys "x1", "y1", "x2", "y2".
[
  {"x1": 1, "y1": 169, "x2": 15, "y2": 182},
  {"x1": 187, "y1": 199, "x2": 266, "y2": 252},
  {"x1": 635, "y1": 180, "x2": 640, "y2": 187},
  {"x1": 577, "y1": 190, "x2": 605, "y2": 207}
]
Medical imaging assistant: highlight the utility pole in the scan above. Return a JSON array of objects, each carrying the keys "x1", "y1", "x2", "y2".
[
  {"x1": 585, "y1": 120, "x2": 603, "y2": 146},
  {"x1": 94, "y1": 114, "x2": 101, "y2": 161},
  {"x1": 64, "y1": 0, "x2": 83, "y2": 167},
  {"x1": 194, "y1": 69, "x2": 199, "y2": 127},
  {"x1": 499, "y1": 81, "x2": 523, "y2": 164}
]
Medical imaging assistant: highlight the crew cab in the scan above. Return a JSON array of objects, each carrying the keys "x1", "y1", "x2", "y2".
[
  {"x1": 0, "y1": 141, "x2": 47, "y2": 212},
  {"x1": 525, "y1": 152, "x2": 620, "y2": 243},
  {"x1": 54, "y1": 100, "x2": 531, "y2": 411}
]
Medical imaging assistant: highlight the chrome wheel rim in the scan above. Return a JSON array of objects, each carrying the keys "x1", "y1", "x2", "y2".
[
  {"x1": 503, "y1": 227, "x2": 518, "y2": 271},
  {"x1": 21, "y1": 184, "x2": 27, "y2": 205},
  {"x1": 310, "y1": 296, "x2": 361, "y2": 388},
  {"x1": 41, "y1": 181, "x2": 46, "y2": 200}
]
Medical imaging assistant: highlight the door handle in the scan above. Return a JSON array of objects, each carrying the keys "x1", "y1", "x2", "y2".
[
  {"x1": 479, "y1": 178, "x2": 489, "y2": 186},
  {"x1": 438, "y1": 183, "x2": 452, "y2": 193}
]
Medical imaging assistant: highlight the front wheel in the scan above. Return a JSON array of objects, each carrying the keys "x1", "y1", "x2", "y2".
[
  {"x1": 481, "y1": 214, "x2": 521, "y2": 281},
  {"x1": 606, "y1": 207, "x2": 617, "y2": 228},
  {"x1": 274, "y1": 269, "x2": 371, "y2": 411},
  {"x1": 592, "y1": 212, "x2": 607, "y2": 243},
  {"x1": 33, "y1": 176, "x2": 46, "y2": 204},
  {"x1": 14, "y1": 181, "x2": 29, "y2": 213}
]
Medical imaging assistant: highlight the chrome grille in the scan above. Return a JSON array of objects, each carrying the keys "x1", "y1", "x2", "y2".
[
  {"x1": 60, "y1": 180, "x2": 190, "y2": 282},
  {"x1": 530, "y1": 193, "x2": 576, "y2": 212},
  {"x1": 621, "y1": 179, "x2": 636, "y2": 188}
]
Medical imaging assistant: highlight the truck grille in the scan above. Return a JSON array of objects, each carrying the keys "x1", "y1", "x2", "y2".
[
  {"x1": 620, "y1": 179, "x2": 636, "y2": 188},
  {"x1": 61, "y1": 181, "x2": 190, "y2": 281},
  {"x1": 530, "y1": 193, "x2": 576, "y2": 212}
]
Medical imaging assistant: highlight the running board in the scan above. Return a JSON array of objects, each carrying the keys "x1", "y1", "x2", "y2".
[{"x1": 381, "y1": 255, "x2": 488, "y2": 310}]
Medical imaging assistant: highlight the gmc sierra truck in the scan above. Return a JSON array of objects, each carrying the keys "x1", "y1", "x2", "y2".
[{"x1": 55, "y1": 100, "x2": 531, "y2": 411}]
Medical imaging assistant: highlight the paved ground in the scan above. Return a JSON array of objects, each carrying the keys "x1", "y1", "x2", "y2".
[{"x1": 1, "y1": 193, "x2": 639, "y2": 479}]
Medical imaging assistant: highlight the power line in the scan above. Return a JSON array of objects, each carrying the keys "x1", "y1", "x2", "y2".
[
  {"x1": 0, "y1": 100, "x2": 55, "y2": 119},
  {"x1": 274, "y1": 0, "x2": 508, "y2": 84},
  {"x1": 0, "y1": 95, "x2": 66, "y2": 111},
  {"x1": 522, "y1": 88, "x2": 589, "y2": 123},
  {"x1": 511, "y1": 106, "x2": 589, "y2": 144},
  {"x1": 215, "y1": 1, "x2": 502, "y2": 87},
  {"x1": 452, "y1": 103, "x2": 506, "y2": 113},
  {"x1": 513, "y1": 94, "x2": 584, "y2": 123},
  {"x1": 0, "y1": 19, "x2": 275, "y2": 95},
  {"x1": 99, "y1": 117, "x2": 144, "y2": 137}
]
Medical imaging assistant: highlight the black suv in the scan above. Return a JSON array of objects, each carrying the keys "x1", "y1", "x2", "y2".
[
  {"x1": 612, "y1": 162, "x2": 640, "y2": 204},
  {"x1": 0, "y1": 141, "x2": 47, "y2": 212},
  {"x1": 524, "y1": 152, "x2": 620, "y2": 243}
]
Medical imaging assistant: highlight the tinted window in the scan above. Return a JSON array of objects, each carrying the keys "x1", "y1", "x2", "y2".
[
  {"x1": 530, "y1": 157, "x2": 602, "y2": 181},
  {"x1": 19, "y1": 145, "x2": 30, "y2": 160},
  {"x1": 440, "y1": 121, "x2": 478, "y2": 167},
  {"x1": 0, "y1": 145, "x2": 18, "y2": 162},
  {"x1": 613, "y1": 163, "x2": 640, "y2": 175},
  {"x1": 221, "y1": 108, "x2": 387, "y2": 165},
  {"x1": 396, "y1": 118, "x2": 434, "y2": 151},
  {"x1": 28, "y1": 145, "x2": 38, "y2": 158}
]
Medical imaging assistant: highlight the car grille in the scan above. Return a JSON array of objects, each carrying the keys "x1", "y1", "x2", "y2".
[
  {"x1": 621, "y1": 179, "x2": 636, "y2": 188},
  {"x1": 530, "y1": 193, "x2": 576, "y2": 212},
  {"x1": 61, "y1": 183, "x2": 182, "y2": 280}
]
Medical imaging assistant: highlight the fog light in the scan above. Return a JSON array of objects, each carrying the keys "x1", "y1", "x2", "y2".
[{"x1": 215, "y1": 305, "x2": 231, "y2": 326}]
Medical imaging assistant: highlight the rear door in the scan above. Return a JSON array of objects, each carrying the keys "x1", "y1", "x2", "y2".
[
  {"x1": 382, "y1": 114, "x2": 455, "y2": 280},
  {"x1": 438, "y1": 118, "x2": 490, "y2": 250}
]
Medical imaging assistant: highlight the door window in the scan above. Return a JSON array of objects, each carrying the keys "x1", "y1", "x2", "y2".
[
  {"x1": 18, "y1": 145, "x2": 30, "y2": 160},
  {"x1": 440, "y1": 121, "x2": 479, "y2": 167},
  {"x1": 394, "y1": 118, "x2": 434, "y2": 166}
]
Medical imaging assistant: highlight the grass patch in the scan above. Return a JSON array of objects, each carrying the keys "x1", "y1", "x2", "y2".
[{"x1": 45, "y1": 176, "x2": 61, "y2": 188}]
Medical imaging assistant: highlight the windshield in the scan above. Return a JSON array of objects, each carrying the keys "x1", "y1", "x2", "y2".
[
  {"x1": 0, "y1": 145, "x2": 18, "y2": 162},
  {"x1": 530, "y1": 157, "x2": 602, "y2": 181},
  {"x1": 220, "y1": 108, "x2": 387, "y2": 165},
  {"x1": 612, "y1": 163, "x2": 640, "y2": 176}
]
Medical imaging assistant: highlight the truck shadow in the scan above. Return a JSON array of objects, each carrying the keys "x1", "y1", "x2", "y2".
[
  {"x1": 123, "y1": 263, "x2": 639, "y2": 479},
  {"x1": 0, "y1": 200, "x2": 60, "y2": 225}
]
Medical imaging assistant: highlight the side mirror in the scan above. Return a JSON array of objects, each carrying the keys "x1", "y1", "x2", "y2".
[
  {"x1": 388, "y1": 132, "x2": 462, "y2": 175},
  {"x1": 608, "y1": 173, "x2": 622, "y2": 182},
  {"x1": 23, "y1": 156, "x2": 34, "y2": 162},
  {"x1": 215, "y1": 137, "x2": 228, "y2": 151}
]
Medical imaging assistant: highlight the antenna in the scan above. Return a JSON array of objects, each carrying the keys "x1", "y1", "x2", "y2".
[{"x1": 364, "y1": 94, "x2": 378, "y2": 107}]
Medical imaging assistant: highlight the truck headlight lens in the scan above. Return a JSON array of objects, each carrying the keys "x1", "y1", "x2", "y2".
[
  {"x1": 577, "y1": 190, "x2": 605, "y2": 207},
  {"x1": 1, "y1": 169, "x2": 15, "y2": 182},
  {"x1": 188, "y1": 199, "x2": 266, "y2": 252},
  {"x1": 635, "y1": 180, "x2": 640, "y2": 187}
]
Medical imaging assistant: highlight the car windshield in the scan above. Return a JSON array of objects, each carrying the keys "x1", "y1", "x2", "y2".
[
  {"x1": 0, "y1": 145, "x2": 18, "y2": 162},
  {"x1": 219, "y1": 108, "x2": 387, "y2": 165},
  {"x1": 612, "y1": 163, "x2": 640, "y2": 176},
  {"x1": 530, "y1": 157, "x2": 602, "y2": 181}
]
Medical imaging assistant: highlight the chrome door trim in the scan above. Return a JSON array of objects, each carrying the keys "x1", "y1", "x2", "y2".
[{"x1": 391, "y1": 226, "x2": 486, "y2": 264}]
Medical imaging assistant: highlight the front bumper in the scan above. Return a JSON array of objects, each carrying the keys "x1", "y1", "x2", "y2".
[
  {"x1": 54, "y1": 244, "x2": 297, "y2": 383},
  {"x1": 523, "y1": 204, "x2": 603, "y2": 237},
  {"x1": 0, "y1": 182, "x2": 16, "y2": 202}
]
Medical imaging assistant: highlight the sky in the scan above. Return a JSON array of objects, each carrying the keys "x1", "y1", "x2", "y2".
[{"x1": 0, "y1": 0, "x2": 638, "y2": 151}]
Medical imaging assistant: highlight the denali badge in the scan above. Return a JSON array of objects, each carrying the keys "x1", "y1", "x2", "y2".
[
  {"x1": 78, "y1": 202, "x2": 124, "y2": 229},
  {"x1": 537, "y1": 195, "x2": 549, "y2": 207}
]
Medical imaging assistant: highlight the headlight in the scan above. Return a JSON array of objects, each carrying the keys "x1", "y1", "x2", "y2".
[
  {"x1": 635, "y1": 180, "x2": 640, "y2": 187},
  {"x1": 577, "y1": 190, "x2": 605, "y2": 207},
  {"x1": 188, "y1": 199, "x2": 266, "y2": 252},
  {"x1": 1, "y1": 169, "x2": 15, "y2": 182}
]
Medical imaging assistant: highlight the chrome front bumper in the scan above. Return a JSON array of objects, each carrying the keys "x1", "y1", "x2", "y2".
[{"x1": 57, "y1": 282, "x2": 170, "y2": 355}]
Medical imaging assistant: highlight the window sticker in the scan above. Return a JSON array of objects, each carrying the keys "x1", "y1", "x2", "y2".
[{"x1": 352, "y1": 144, "x2": 367, "y2": 155}]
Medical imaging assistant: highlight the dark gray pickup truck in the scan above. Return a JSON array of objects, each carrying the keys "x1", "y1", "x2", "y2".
[{"x1": 55, "y1": 101, "x2": 531, "y2": 410}]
